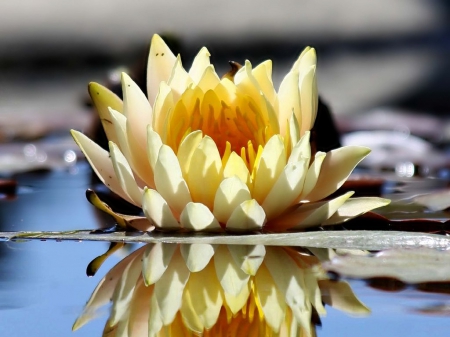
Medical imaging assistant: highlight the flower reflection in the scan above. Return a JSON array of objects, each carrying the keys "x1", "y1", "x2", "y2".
[{"x1": 74, "y1": 244, "x2": 369, "y2": 336}]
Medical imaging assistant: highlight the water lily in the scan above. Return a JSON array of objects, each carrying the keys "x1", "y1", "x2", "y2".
[
  {"x1": 73, "y1": 244, "x2": 369, "y2": 336},
  {"x1": 71, "y1": 34, "x2": 389, "y2": 232}
]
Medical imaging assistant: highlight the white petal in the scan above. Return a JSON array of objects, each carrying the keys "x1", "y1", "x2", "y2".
[
  {"x1": 168, "y1": 56, "x2": 193, "y2": 98},
  {"x1": 154, "y1": 145, "x2": 192, "y2": 217},
  {"x1": 278, "y1": 68, "x2": 301, "y2": 136},
  {"x1": 108, "y1": 108, "x2": 132, "y2": 160},
  {"x1": 70, "y1": 130, "x2": 133, "y2": 204},
  {"x1": 180, "y1": 243, "x2": 216, "y2": 272},
  {"x1": 147, "y1": 294, "x2": 164, "y2": 336},
  {"x1": 226, "y1": 199, "x2": 266, "y2": 232},
  {"x1": 127, "y1": 278, "x2": 152, "y2": 337},
  {"x1": 109, "y1": 141, "x2": 143, "y2": 206},
  {"x1": 146, "y1": 126, "x2": 163, "y2": 172},
  {"x1": 152, "y1": 82, "x2": 174, "y2": 135},
  {"x1": 142, "y1": 187, "x2": 180, "y2": 230},
  {"x1": 214, "y1": 245, "x2": 250, "y2": 297},
  {"x1": 322, "y1": 197, "x2": 391, "y2": 225},
  {"x1": 180, "y1": 202, "x2": 222, "y2": 231},
  {"x1": 147, "y1": 34, "x2": 177, "y2": 104},
  {"x1": 262, "y1": 160, "x2": 308, "y2": 220},
  {"x1": 196, "y1": 65, "x2": 220, "y2": 92},
  {"x1": 228, "y1": 245, "x2": 266, "y2": 276},
  {"x1": 223, "y1": 151, "x2": 250, "y2": 184},
  {"x1": 299, "y1": 65, "x2": 318, "y2": 135},
  {"x1": 154, "y1": 249, "x2": 190, "y2": 325},
  {"x1": 319, "y1": 280, "x2": 370, "y2": 315},
  {"x1": 288, "y1": 131, "x2": 311, "y2": 164},
  {"x1": 142, "y1": 243, "x2": 177, "y2": 286},
  {"x1": 223, "y1": 281, "x2": 251, "y2": 315},
  {"x1": 189, "y1": 47, "x2": 211, "y2": 83},
  {"x1": 305, "y1": 146, "x2": 370, "y2": 202},
  {"x1": 213, "y1": 176, "x2": 251, "y2": 225}
]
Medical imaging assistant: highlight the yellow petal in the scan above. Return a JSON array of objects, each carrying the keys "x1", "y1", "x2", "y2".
[
  {"x1": 288, "y1": 131, "x2": 311, "y2": 164},
  {"x1": 304, "y1": 270, "x2": 326, "y2": 315},
  {"x1": 189, "y1": 47, "x2": 211, "y2": 83},
  {"x1": 228, "y1": 245, "x2": 266, "y2": 276},
  {"x1": 277, "y1": 68, "x2": 301, "y2": 136},
  {"x1": 223, "y1": 151, "x2": 251, "y2": 185},
  {"x1": 88, "y1": 82, "x2": 123, "y2": 145},
  {"x1": 254, "y1": 264, "x2": 286, "y2": 333},
  {"x1": 127, "y1": 278, "x2": 152, "y2": 337},
  {"x1": 154, "y1": 145, "x2": 192, "y2": 217},
  {"x1": 108, "y1": 108, "x2": 132, "y2": 162},
  {"x1": 142, "y1": 243, "x2": 177, "y2": 286},
  {"x1": 70, "y1": 130, "x2": 132, "y2": 205},
  {"x1": 168, "y1": 56, "x2": 193, "y2": 98},
  {"x1": 226, "y1": 199, "x2": 266, "y2": 232},
  {"x1": 223, "y1": 281, "x2": 251, "y2": 315},
  {"x1": 109, "y1": 141, "x2": 143, "y2": 206},
  {"x1": 142, "y1": 187, "x2": 180, "y2": 230},
  {"x1": 252, "y1": 135, "x2": 286, "y2": 203},
  {"x1": 305, "y1": 146, "x2": 370, "y2": 202},
  {"x1": 147, "y1": 34, "x2": 177, "y2": 104},
  {"x1": 299, "y1": 65, "x2": 318, "y2": 135},
  {"x1": 299, "y1": 151, "x2": 326, "y2": 199},
  {"x1": 72, "y1": 247, "x2": 144, "y2": 331},
  {"x1": 180, "y1": 243, "x2": 216, "y2": 272},
  {"x1": 252, "y1": 60, "x2": 277, "y2": 108},
  {"x1": 180, "y1": 202, "x2": 222, "y2": 231},
  {"x1": 322, "y1": 197, "x2": 391, "y2": 225},
  {"x1": 181, "y1": 261, "x2": 223, "y2": 330},
  {"x1": 264, "y1": 247, "x2": 312, "y2": 335},
  {"x1": 213, "y1": 176, "x2": 251, "y2": 225},
  {"x1": 196, "y1": 65, "x2": 220, "y2": 92},
  {"x1": 152, "y1": 82, "x2": 174, "y2": 135},
  {"x1": 109, "y1": 253, "x2": 143, "y2": 326},
  {"x1": 186, "y1": 136, "x2": 222, "y2": 209},
  {"x1": 262, "y1": 160, "x2": 309, "y2": 220},
  {"x1": 154, "y1": 249, "x2": 190, "y2": 325},
  {"x1": 177, "y1": 130, "x2": 203, "y2": 178},
  {"x1": 214, "y1": 245, "x2": 250, "y2": 297}
]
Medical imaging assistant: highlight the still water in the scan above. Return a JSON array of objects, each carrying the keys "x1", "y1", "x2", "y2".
[{"x1": 0, "y1": 166, "x2": 449, "y2": 336}]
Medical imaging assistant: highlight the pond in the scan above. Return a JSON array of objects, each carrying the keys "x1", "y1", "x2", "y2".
[{"x1": 1, "y1": 167, "x2": 449, "y2": 336}]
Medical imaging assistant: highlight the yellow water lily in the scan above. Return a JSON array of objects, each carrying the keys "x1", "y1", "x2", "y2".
[
  {"x1": 71, "y1": 34, "x2": 389, "y2": 232},
  {"x1": 73, "y1": 244, "x2": 369, "y2": 336}
]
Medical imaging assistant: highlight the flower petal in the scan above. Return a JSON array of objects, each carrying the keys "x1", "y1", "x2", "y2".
[
  {"x1": 298, "y1": 151, "x2": 326, "y2": 199},
  {"x1": 148, "y1": 294, "x2": 164, "y2": 336},
  {"x1": 109, "y1": 141, "x2": 143, "y2": 206},
  {"x1": 109, "y1": 253, "x2": 143, "y2": 326},
  {"x1": 252, "y1": 135, "x2": 286, "y2": 203},
  {"x1": 196, "y1": 65, "x2": 220, "y2": 92},
  {"x1": 223, "y1": 281, "x2": 251, "y2": 315},
  {"x1": 189, "y1": 47, "x2": 211, "y2": 83},
  {"x1": 147, "y1": 34, "x2": 177, "y2": 104},
  {"x1": 223, "y1": 151, "x2": 250, "y2": 185},
  {"x1": 142, "y1": 243, "x2": 177, "y2": 286},
  {"x1": 288, "y1": 131, "x2": 311, "y2": 164},
  {"x1": 228, "y1": 245, "x2": 266, "y2": 276},
  {"x1": 299, "y1": 65, "x2": 318, "y2": 135},
  {"x1": 226, "y1": 199, "x2": 266, "y2": 232},
  {"x1": 88, "y1": 82, "x2": 123, "y2": 145},
  {"x1": 278, "y1": 68, "x2": 300, "y2": 136},
  {"x1": 180, "y1": 202, "x2": 221, "y2": 231},
  {"x1": 322, "y1": 197, "x2": 391, "y2": 225},
  {"x1": 72, "y1": 247, "x2": 144, "y2": 331},
  {"x1": 181, "y1": 261, "x2": 223, "y2": 330},
  {"x1": 177, "y1": 130, "x2": 203, "y2": 178},
  {"x1": 142, "y1": 187, "x2": 180, "y2": 230},
  {"x1": 70, "y1": 130, "x2": 132, "y2": 204},
  {"x1": 152, "y1": 82, "x2": 174, "y2": 135},
  {"x1": 214, "y1": 245, "x2": 250, "y2": 297},
  {"x1": 264, "y1": 247, "x2": 312, "y2": 335},
  {"x1": 108, "y1": 108, "x2": 132, "y2": 161},
  {"x1": 154, "y1": 145, "x2": 192, "y2": 217},
  {"x1": 146, "y1": 126, "x2": 163, "y2": 172},
  {"x1": 186, "y1": 136, "x2": 222, "y2": 209},
  {"x1": 168, "y1": 56, "x2": 193, "y2": 98},
  {"x1": 252, "y1": 60, "x2": 277, "y2": 108},
  {"x1": 319, "y1": 280, "x2": 370, "y2": 315},
  {"x1": 305, "y1": 146, "x2": 370, "y2": 202},
  {"x1": 213, "y1": 176, "x2": 251, "y2": 225},
  {"x1": 154, "y1": 249, "x2": 190, "y2": 325},
  {"x1": 180, "y1": 243, "x2": 216, "y2": 272},
  {"x1": 254, "y1": 264, "x2": 286, "y2": 333},
  {"x1": 127, "y1": 278, "x2": 152, "y2": 336},
  {"x1": 262, "y1": 160, "x2": 309, "y2": 220}
]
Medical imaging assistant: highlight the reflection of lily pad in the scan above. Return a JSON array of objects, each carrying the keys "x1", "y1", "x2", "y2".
[
  {"x1": 2, "y1": 230, "x2": 450, "y2": 250},
  {"x1": 324, "y1": 248, "x2": 450, "y2": 283}
]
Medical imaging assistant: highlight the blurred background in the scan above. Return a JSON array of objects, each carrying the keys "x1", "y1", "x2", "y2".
[{"x1": 1, "y1": 0, "x2": 450, "y2": 175}]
